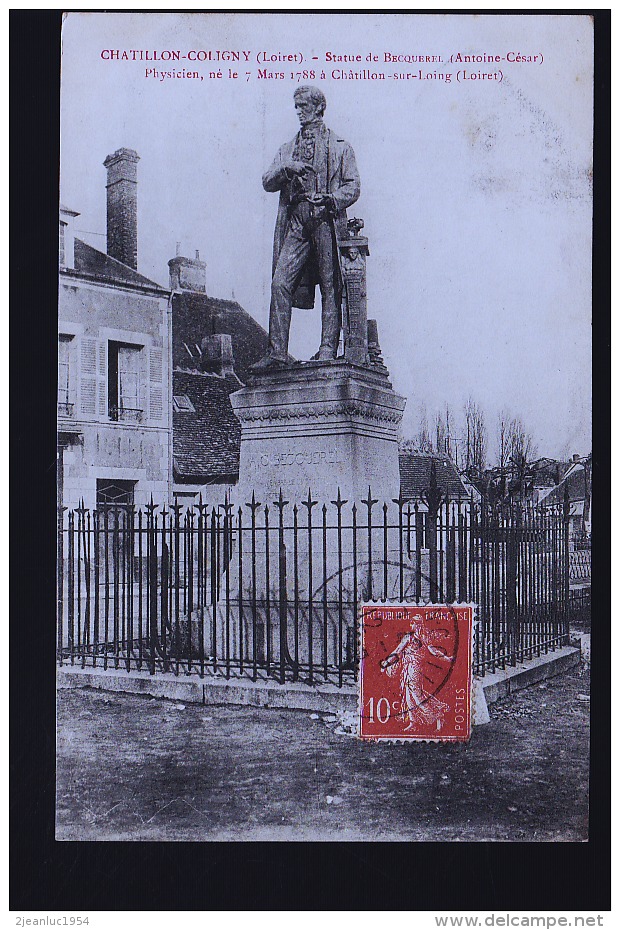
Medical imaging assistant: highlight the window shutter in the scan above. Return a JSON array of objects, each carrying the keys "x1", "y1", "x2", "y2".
[
  {"x1": 79, "y1": 337, "x2": 98, "y2": 417},
  {"x1": 97, "y1": 341, "x2": 108, "y2": 417},
  {"x1": 148, "y1": 346, "x2": 164, "y2": 422}
]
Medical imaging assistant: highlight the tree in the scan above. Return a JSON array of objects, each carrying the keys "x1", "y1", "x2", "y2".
[
  {"x1": 506, "y1": 415, "x2": 536, "y2": 474},
  {"x1": 464, "y1": 397, "x2": 487, "y2": 475},
  {"x1": 416, "y1": 405, "x2": 433, "y2": 453},
  {"x1": 434, "y1": 405, "x2": 454, "y2": 460},
  {"x1": 497, "y1": 410, "x2": 510, "y2": 472},
  {"x1": 399, "y1": 405, "x2": 434, "y2": 454}
]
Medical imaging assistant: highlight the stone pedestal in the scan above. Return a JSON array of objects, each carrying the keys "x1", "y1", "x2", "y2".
[{"x1": 230, "y1": 361, "x2": 406, "y2": 508}]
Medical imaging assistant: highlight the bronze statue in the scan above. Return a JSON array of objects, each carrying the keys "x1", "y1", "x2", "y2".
[{"x1": 250, "y1": 86, "x2": 361, "y2": 371}]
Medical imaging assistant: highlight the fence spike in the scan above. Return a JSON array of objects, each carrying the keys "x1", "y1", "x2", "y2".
[
  {"x1": 302, "y1": 488, "x2": 318, "y2": 512},
  {"x1": 274, "y1": 487, "x2": 289, "y2": 511},
  {"x1": 331, "y1": 487, "x2": 348, "y2": 509},
  {"x1": 246, "y1": 490, "x2": 261, "y2": 513},
  {"x1": 145, "y1": 495, "x2": 160, "y2": 518},
  {"x1": 197, "y1": 492, "x2": 209, "y2": 518},
  {"x1": 361, "y1": 487, "x2": 378, "y2": 511}
]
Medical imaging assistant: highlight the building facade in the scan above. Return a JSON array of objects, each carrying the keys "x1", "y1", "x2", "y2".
[{"x1": 58, "y1": 149, "x2": 172, "y2": 512}]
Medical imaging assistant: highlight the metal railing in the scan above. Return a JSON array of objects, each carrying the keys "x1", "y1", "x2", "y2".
[
  {"x1": 57, "y1": 486, "x2": 573, "y2": 685},
  {"x1": 108, "y1": 406, "x2": 143, "y2": 423},
  {"x1": 568, "y1": 587, "x2": 591, "y2": 626},
  {"x1": 572, "y1": 531, "x2": 591, "y2": 551},
  {"x1": 569, "y1": 549, "x2": 591, "y2": 583},
  {"x1": 57, "y1": 402, "x2": 75, "y2": 417}
]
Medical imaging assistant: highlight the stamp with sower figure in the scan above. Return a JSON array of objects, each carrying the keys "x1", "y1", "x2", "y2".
[{"x1": 359, "y1": 604, "x2": 474, "y2": 742}]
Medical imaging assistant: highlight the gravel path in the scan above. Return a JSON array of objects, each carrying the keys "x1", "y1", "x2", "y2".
[{"x1": 56, "y1": 664, "x2": 589, "y2": 841}]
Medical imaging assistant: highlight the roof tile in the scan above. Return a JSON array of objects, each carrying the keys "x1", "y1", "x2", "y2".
[
  {"x1": 71, "y1": 239, "x2": 168, "y2": 292},
  {"x1": 172, "y1": 291, "x2": 270, "y2": 382},
  {"x1": 173, "y1": 369, "x2": 241, "y2": 481},
  {"x1": 399, "y1": 453, "x2": 468, "y2": 500}
]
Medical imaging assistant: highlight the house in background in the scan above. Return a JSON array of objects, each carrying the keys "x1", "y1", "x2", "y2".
[
  {"x1": 58, "y1": 148, "x2": 172, "y2": 512},
  {"x1": 399, "y1": 453, "x2": 471, "y2": 504},
  {"x1": 172, "y1": 347, "x2": 242, "y2": 504},
  {"x1": 528, "y1": 456, "x2": 570, "y2": 504},
  {"x1": 167, "y1": 249, "x2": 270, "y2": 503},
  {"x1": 539, "y1": 453, "x2": 592, "y2": 545}
]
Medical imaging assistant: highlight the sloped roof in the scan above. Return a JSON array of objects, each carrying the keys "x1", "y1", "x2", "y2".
[
  {"x1": 399, "y1": 454, "x2": 469, "y2": 501},
  {"x1": 67, "y1": 239, "x2": 168, "y2": 294},
  {"x1": 172, "y1": 291, "x2": 270, "y2": 382},
  {"x1": 530, "y1": 457, "x2": 564, "y2": 488},
  {"x1": 173, "y1": 368, "x2": 241, "y2": 482},
  {"x1": 541, "y1": 466, "x2": 587, "y2": 505}
]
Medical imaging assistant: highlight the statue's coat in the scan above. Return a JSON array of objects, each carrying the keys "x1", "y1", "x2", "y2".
[{"x1": 262, "y1": 128, "x2": 361, "y2": 310}]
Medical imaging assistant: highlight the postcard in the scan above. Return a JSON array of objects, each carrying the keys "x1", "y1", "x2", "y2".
[{"x1": 56, "y1": 11, "x2": 592, "y2": 843}]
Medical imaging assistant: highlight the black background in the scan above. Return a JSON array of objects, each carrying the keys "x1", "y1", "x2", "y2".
[{"x1": 11, "y1": 8, "x2": 610, "y2": 912}]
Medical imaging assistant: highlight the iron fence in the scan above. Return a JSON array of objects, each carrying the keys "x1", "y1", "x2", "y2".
[
  {"x1": 568, "y1": 587, "x2": 591, "y2": 626},
  {"x1": 569, "y1": 549, "x2": 591, "y2": 583},
  {"x1": 58, "y1": 488, "x2": 572, "y2": 685}
]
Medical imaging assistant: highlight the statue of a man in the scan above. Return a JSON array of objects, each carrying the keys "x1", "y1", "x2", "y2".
[{"x1": 250, "y1": 86, "x2": 361, "y2": 371}]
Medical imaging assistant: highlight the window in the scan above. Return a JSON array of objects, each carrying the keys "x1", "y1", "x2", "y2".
[
  {"x1": 58, "y1": 334, "x2": 75, "y2": 415},
  {"x1": 96, "y1": 478, "x2": 136, "y2": 509},
  {"x1": 108, "y1": 342, "x2": 143, "y2": 421},
  {"x1": 173, "y1": 394, "x2": 195, "y2": 412},
  {"x1": 59, "y1": 221, "x2": 66, "y2": 267}
]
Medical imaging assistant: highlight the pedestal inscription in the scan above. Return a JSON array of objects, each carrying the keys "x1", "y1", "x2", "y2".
[{"x1": 230, "y1": 362, "x2": 406, "y2": 507}]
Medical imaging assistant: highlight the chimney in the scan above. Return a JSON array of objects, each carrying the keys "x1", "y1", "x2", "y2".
[
  {"x1": 200, "y1": 334, "x2": 235, "y2": 378},
  {"x1": 103, "y1": 147, "x2": 140, "y2": 269},
  {"x1": 168, "y1": 249, "x2": 207, "y2": 293},
  {"x1": 59, "y1": 204, "x2": 79, "y2": 270}
]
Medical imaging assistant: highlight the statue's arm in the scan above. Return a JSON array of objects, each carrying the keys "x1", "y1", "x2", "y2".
[
  {"x1": 329, "y1": 143, "x2": 361, "y2": 212},
  {"x1": 262, "y1": 145, "x2": 292, "y2": 193}
]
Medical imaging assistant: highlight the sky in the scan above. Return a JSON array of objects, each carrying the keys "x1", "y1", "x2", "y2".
[{"x1": 60, "y1": 12, "x2": 593, "y2": 462}]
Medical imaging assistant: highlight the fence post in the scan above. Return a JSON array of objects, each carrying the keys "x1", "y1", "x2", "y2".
[
  {"x1": 67, "y1": 510, "x2": 75, "y2": 665},
  {"x1": 414, "y1": 502, "x2": 423, "y2": 602},
  {"x1": 506, "y1": 503, "x2": 518, "y2": 666},
  {"x1": 332, "y1": 489, "x2": 347, "y2": 688},
  {"x1": 392, "y1": 495, "x2": 406, "y2": 603},
  {"x1": 422, "y1": 461, "x2": 445, "y2": 603},
  {"x1": 362, "y1": 488, "x2": 378, "y2": 601},
  {"x1": 171, "y1": 497, "x2": 183, "y2": 675},
  {"x1": 57, "y1": 506, "x2": 67, "y2": 665},
  {"x1": 219, "y1": 496, "x2": 233, "y2": 675},
  {"x1": 146, "y1": 497, "x2": 159, "y2": 675},
  {"x1": 246, "y1": 493, "x2": 261, "y2": 681},
  {"x1": 446, "y1": 501, "x2": 456, "y2": 603},
  {"x1": 274, "y1": 489, "x2": 290, "y2": 685},
  {"x1": 302, "y1": 489, "x2": 318, "y2": 684},
  {"x1": 197, "y1": 495, "x2": 209, "y2": 678},
  {"x1": 563, "y1": 484, "x2": 571, "y2": 642},
  {"x1": 292, "y1": 504, "x2": 300, "y2": 681},
  {"x1": 160, "y1": 506, "x2": 169, "y2": 672}
]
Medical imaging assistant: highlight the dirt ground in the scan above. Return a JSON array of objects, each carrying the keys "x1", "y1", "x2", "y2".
[{"x1": 56, "y1": 663, "x2": 590, "y2": 842}]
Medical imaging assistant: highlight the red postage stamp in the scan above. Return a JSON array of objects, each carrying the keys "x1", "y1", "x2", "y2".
[{"x1": 359, "y1": 604, "x2": 474, "y2": 742}]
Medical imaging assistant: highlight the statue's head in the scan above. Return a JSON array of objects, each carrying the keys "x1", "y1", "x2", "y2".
[{"x1": 294, "y1": 85, "x2": 326, "y2": 125}]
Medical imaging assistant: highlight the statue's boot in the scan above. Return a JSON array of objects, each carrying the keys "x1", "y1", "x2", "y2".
[
  {"x1": 312, "y1": 345, "x2": 337, "y2": 362},
  {"x1": 249, "y1": 354, "x2": 288, "y2": 372}
]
